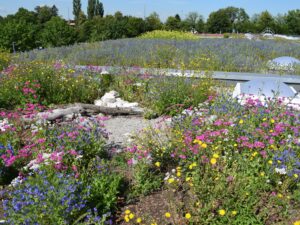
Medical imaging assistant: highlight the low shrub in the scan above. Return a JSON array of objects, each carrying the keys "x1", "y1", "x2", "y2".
[
  {"x1": 125, "y1": 95, "x2": 300, "y2": 224},
  {"x1": 111, "y1": 73, "x2": 213, "y2": 117},
  {"x1": 0, "y1": 61, "x2": 103, "y2": 109},
  {"x1": 139, "y1": 30, "x2": 199, "y2": 40},
  {"x1": 0, "y1": 49, "x2": 11, "y2": 71}
]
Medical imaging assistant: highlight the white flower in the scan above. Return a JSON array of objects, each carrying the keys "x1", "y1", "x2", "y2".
[{"x1": 275, "y1": 168, "x2": 287, "y2": 175}]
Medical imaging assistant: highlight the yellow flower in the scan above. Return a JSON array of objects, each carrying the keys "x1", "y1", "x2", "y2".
[
  {"x1": 231, "y1": 211, "x2": 237, "y2": 216},
  {"x1": 189, "y1": 164, "x2": 193, "y2": 170},
  {"x1": 219, "y1": 209, "x2": 226, "y2": 216},
  {"x1": 186, "y1": 177, "x2": 191, "y2": 182},
  {"x1": 155, "y1": 162, "x2": 161, "y2": 167},
  {"x1": 277, "y1": 193, "x2": 283, "y2": 198},
  {"x1": 270, "y1": 119, "x2": 275, "y2": 123},
  {"x1": 151, "y1": 223, "x2": 157, "y2": 225},
  {"x1": 136, "y1": 218, "x2": 142, "y2": 223},
  {"x1": 268, "y1": 160, "x2": 273, "y2": 165},
  {"x1": 176, "y1": 172, "x2": 181, "y2": 177},
  {"x1": 192, "y1": 162, "x2": 197, "y2": 167},
  {"x1": 185, "y1": 213, "x2": 192, "y2": 219},
  {"x1": 252, "y1": 152, "x2": 258, "y2": 157},
  {"x1": 234, "y1": 143, "x2": 238, "y2": 147},
  {"x1": 168, "y1": 178, "x2": 175, "y2": 184},
  {"x1": 165, "y1": 212, "x2": 171, "y2": 218},
  {"x1": 124, "y1": 215, "x2": 130, "y2": 222},
  {"x1": 201, "y1": 143, "x2": 207, "y2": 148},
  {"x1": 210, "y1": 158, "x2": 217, "y2": 165},
  {"x1": 263, "y1": 118, "x2": 267, "y2": 121},
  {"x1": 193, "y1": 139, "x2": 202, "y2": 145},
  {"x1": 260, "y1": 172, "x2": 265, "y2": 177},
  {"x1": 125, "y1": 209, "x2": 131, "y2": 215},
  {"x1": 239, "y1": 119, "x2": 244, "y2": 124},
  {"x1": 293, "y1": 220, "x2": 300, "y2": 225},
  {"x1": 213, "y1": 153, "x2": 219, "y2": 158},
  {"x1": 294, "y1": 174, "x2": 299, "y2": 178},
  {"x1": 129, "y1": 213, "x2": 134, "y2": 219}
]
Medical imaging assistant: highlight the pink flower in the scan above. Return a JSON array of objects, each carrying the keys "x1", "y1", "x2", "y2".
[
  {"x1": 69, "y1": 149, "x2": 78, "y2": 156},
  {"x1": 36, "y1": 153, "x2": 45, "y2": 164},
  {"x1": 37, "y1": 138, "x2": 46, "y2": 144}
]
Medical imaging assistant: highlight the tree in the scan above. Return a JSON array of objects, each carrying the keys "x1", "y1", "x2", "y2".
[
  {"x1": 207, "y1": 9, "x2": 231, "y2": 33},
  {"x1": 185, "y1": 12, "x2": 199, "y2": 30},
  {"x1": 40, "y1": 17, "x2": 77, "y2": 47},
  {"x1": 87, "y1": 0, "x2": 96, "y2": 20},
  {"x1": 286, "y1": 10, "x2": 300, "y2": 35},
  {"x1": 145, "y1": 12, "x2": 163, "y2": 31},
  {"x1": 73, "y1": 0, "x2": 81, "y2": 21},
  {"x1": 0, "y1": 20, "x2": 38, "y2": 51},
  {"x1": 207, "y1": 7, "x2": 249, "y2": 33},
  {"x1": 14, "y1": 8, "x2": 37, "y2": 24},
  {"x1": 51, "y1": 5, "x2": 58, "y2": 16},
  {"x1": 256, "y1": 11, "x2": 275, "y2": 32},
  {"x1": 35, "y1": 5, "x2": 58, "y2": 23},
  {"x1": 95, "y1": 0, "x2": 104, "y2": 18},
  {"x1": 125, "y1": 16, "x2": 145, "y2": 37},
  {"x1": 165, "y1": 15, "x2": 181, "y2": 30},
  {"x1": 274, "y1": 14, "x2": 289, "y2": 34},
  {"x1": 183, "y1": 12, "x2": 205, "y2": 33}
]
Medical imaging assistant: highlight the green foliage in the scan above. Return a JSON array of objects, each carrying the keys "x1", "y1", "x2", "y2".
[
  {"x1": 95, "y1": 0, "x2": 104, "y2": 18},
  {"x1": 0, "y1": 62, "x2": 103, "y2": 109},
  {"x1": 3, "y1": 168, "x2": 90, "y2": 224},
  {"x1": 87, "y1": 0, "x2": 96, "y2": 20},
  {"x1": 129, "y1": 162, "x2": 162, "y2": 198},
  {"x1": 35, "y1": 5, "x2": 58, "y2": 24},
  {"x1": 40, "y1": 17, "x2": 77, "y2": 47},
  {"x1": 224, "y1": 33, "x2": 230, "y2": 38},
  {"x1": 0, "y1": 19, "x2": 39, "y2": 51},
  {"x1": 256, "y1": 11, "x2": 276, "y2": 32},
  {"x1": 207, "y1": 7, "x2": 249, "y2": 33},
  {"x1": 73, "y1": 0, "x2": 82, "y2": 21},
  {"x1": 139, "y1": 30, "x2": 199, "y2": 40},
  {"x1": 145, "y1": 12, "x2": 163, "y2": 31},
  {"x1": 0, "y1": 50, "x2": 11, "y2": 71},
  {"x1": 82, "y1": 158, "x2": 123, "y2": 214},
  {"x1": 286, "y1": 9, "x2": 300, "y2": 35},
  {"x1": 165, "y1": 16, "x2": 182, "y2": 31},
  {"x1": 125, "y1": 95, "x2": 300, "y2": 224},
  {"x1": 110, "y1": 73, "x2": 212, "y2": 117}
]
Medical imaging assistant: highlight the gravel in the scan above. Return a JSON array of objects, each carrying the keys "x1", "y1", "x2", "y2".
[{"x1": 103, "y1": 116, "x2": 161, "y2": 150}]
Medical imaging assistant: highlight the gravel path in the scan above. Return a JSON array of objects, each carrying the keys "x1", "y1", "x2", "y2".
[{"x1": 103, "y1": 116, "x2": 161, "y2": 149}]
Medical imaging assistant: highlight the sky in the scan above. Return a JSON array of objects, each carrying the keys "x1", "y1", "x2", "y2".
[{"x1": 0, "y1": 0, "x2": 299, "y2": 21}]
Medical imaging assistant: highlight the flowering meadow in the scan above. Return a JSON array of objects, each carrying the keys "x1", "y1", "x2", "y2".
[
  {"x1": 1, "y1": 48, "x2": 300, "y2": 224},
  {"x1": 123, "y1": 95, "x2": 300, "y2": 224},
  {"x1": 16, "y1": 37, "x2": 300, "y2": 74}
]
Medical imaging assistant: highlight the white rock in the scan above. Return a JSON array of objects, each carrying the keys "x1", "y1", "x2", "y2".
[
  {"x1": 102, "y1": 95, "x2": 116, "y2": 103},
  {"x1": 123, "y1": 102, "x2": 139, "y2": 108},
  {"x1": 100, "y1": 70, "x2": 109, "y2": 75},
  {"x1": 94, "y1": 99, "x2": 105, "y2": 106}
]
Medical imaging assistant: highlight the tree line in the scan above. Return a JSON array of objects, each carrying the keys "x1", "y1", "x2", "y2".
[{"x1": 0, "y1": 0, "x2": 299, "y2": 52}]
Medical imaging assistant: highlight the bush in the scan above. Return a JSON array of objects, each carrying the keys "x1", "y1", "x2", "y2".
[
  {"x1": 111, "y1": 73, "x2": 213, "y2": 117},
  {"x1": 0, "y1": 50, "x2": 11, "y2": 71},
  {"x1": 126, "y1": 95, "x2": 300, "y2": 224},
  {"x1": 139, "y1": 30, "x2": 199, "y2": 40},
  {"x1": 3, "y1": 169, "x2": 89, "y2": 224},
  {"x1": 223, "y1": 33, "x2": 230, "y2": 38},
  {"x1": 82, "y1": 158, "x2": 123, "y2": 214},
  {"x1": 0, "y1": 62, "x2": 103, "y2": 109}
]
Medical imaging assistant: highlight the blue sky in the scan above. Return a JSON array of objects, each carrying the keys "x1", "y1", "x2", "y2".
[{"x1": 0, "y1": 0, "x2": 299, "y2": 21}]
